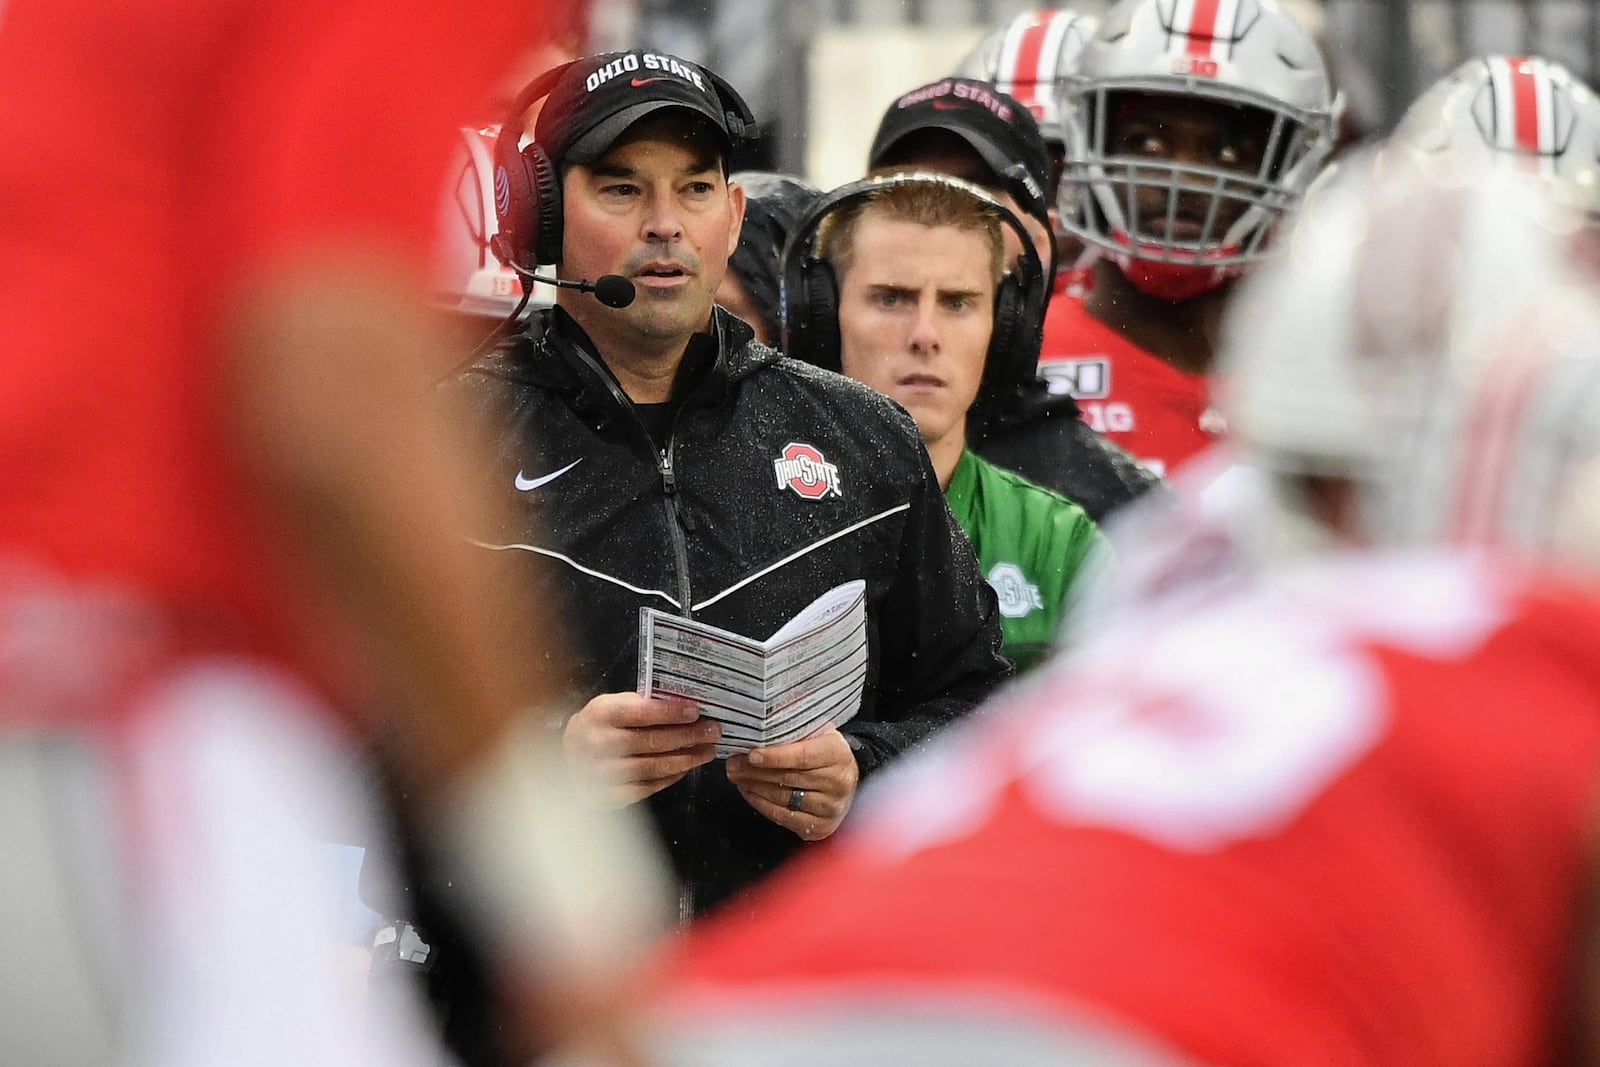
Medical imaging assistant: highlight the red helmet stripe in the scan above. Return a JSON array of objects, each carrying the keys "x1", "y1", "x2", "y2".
[
  {"x1": 1509, "y1": 57, "x2": 1543, "y2": 153},
  {"x1": 1452, "y1": 319, "x2": 1551, "y2": 544},
  {"x1": 1185, "y1": 0, "x2": 1224, "y2": 58},
  {"x1": 1010, "y1": 14, "x2": 1053, "y2": 109}
]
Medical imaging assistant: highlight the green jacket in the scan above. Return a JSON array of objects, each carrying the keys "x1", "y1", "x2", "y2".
[{"x1": 945, "y1": 449, "x2": 1108, "y2": 673}]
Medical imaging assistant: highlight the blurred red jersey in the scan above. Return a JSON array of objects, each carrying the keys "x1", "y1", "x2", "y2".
[
  {"x1": 664, "y1": 552, "x2": 1600, "y2": 1067},
  {"x1": 0, "y1": 1, "x2": 533, "y2": 692},
  {"x1": 1038, "y1": 295, "x2": 1221, "y2": 477}
]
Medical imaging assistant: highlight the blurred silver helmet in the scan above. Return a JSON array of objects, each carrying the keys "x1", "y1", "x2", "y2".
[
  {"x1": 1058, "y1": 0, "x2": 1336, "y2": 299},
  {"x1": 959, "y1": 9, "x2": 1100, "y2": 144},
  {"x1": 1219, "y1": 145, "x2": 1600, "y2": 570},
  {"x1": 1394, "y1": 55, "x2": 1600, "y2": 219}
]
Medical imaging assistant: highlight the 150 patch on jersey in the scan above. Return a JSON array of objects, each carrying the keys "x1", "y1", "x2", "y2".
[
  {"x1": 774, "y1": 442, "x2": 842, "y2": 499},
  {"x1": 1039, "y1": 356, "x2": 1111, "y2": 399}
]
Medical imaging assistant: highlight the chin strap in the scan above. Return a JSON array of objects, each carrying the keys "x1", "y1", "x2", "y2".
[{"x1": 1115, "y1": 253, "x2": 1235, "y2": 302}]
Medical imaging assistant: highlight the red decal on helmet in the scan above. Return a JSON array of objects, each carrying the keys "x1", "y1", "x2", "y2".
[
  {"x1": 1509, "y1": 57, "x2": 1543, "y2": 153},
  {"x1": 1185, "y1": 0, "x2": 1223, "y2": 58},
  {"x1": 1009, "y1": 15, "x2": 1052, "y2": 108}
]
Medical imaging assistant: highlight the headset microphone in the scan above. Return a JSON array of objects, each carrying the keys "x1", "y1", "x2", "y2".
[
  {"x1": 538, "y1": 271, "x2": 636, "y2": 309},
  {"x1": 506, "y1": 263, "x2": 637, "y2": 308},
  {"x1": 589, "y1": 274, "x2": 637, "y2": 308},
  {"x1": 488, "y1": 232, "x2": 637, "y2": 308}
]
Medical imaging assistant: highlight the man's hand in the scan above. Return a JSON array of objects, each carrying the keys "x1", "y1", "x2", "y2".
[
  {"x1": 562, "y1": 693, "x2": 720, "y2": 807},
  {"x1": 725, "y1": 729, "x2": 860, "y2": 841}
]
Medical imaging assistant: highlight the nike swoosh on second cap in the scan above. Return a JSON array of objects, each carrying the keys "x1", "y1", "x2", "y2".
[
  {"x1": 631, "y1": 77, "x2": 667, "y2": 87},
  {"x1": 515, "y1": 459, "x2": 583, "y2": 491}
]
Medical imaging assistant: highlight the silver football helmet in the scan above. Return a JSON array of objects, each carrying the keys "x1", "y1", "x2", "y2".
[
  {"x1": 1058, "y1": 0, "x2": 1336, "y2": 299},
  {"x1": 1394, "y1": 55, "x2": 1600, "y2": 219},
  {"x1": 959, "y1": 9, "x2": 1100, "y2": 145},
  {"x1": 1219, "y1": 145, "x2": 1600, "y2": 569}
]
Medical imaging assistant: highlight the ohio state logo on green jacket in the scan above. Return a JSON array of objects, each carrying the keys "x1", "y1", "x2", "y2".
[
  {"x1": 774, "y1": 442, "x2": 842, "y2": 499},
  {"x1": 987, "y1": 561, "x2": 1044, "y2": 619}
]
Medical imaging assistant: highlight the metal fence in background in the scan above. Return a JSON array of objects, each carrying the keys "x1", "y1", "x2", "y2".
[
  {"x1": 628, "y1": 0, "x2": 1600, "y2": 172},
  {"x1": 1326, "y1": 0, "x2": 1600, "y2": 130}
]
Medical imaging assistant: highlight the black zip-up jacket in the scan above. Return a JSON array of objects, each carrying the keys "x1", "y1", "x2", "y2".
[
  {"x1": 454, "y1": 306, "x2": 1012, "y2": 916},
  {"x1": 975, "y1": 379, "x2": 1165, "y2": 523}
]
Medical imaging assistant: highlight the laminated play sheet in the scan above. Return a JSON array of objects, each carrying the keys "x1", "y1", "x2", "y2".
[{"x1": 636, "y1": 580, "x2": 867, "y2": 757}]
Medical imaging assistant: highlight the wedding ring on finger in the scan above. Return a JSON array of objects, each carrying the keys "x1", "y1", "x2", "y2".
[{"x1": 787, "y1": 787, "x2": 806, "y2": 812}]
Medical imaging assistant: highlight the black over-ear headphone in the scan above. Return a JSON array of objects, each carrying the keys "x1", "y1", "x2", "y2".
[
  {"x1": 780, "y1": 172, "x2": 1048, "y2": 427},
  {"x1": 491, "y1": 58, "x2": 758, "y2": 271}
]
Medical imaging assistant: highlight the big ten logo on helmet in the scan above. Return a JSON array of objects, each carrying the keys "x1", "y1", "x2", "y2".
[
  {"x1": 1171, "y1": 56, "x2": 1221, "y2": 78},
  {"x1": 586, "y1": 52, "x2": 707, "y2": 93},
  {"x1": 1039, "y1": 357, "x2": 1110, "y2": 400},
  {"x1": 774, "y1": 442, "x2": 843, "y2": 500}
]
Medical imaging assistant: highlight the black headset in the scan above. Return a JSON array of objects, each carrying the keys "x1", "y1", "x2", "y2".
[
  {"x1": 780, "y1": 172, "x2": 1048, "y2": 428},
  {"x1": 491, "y1": 56, "x2": 758, "y2": 272}
]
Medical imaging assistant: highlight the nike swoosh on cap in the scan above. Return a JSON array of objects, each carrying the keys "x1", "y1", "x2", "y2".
[
  {"x1": 631, "y1": 77, "x2": 668, "y2": 87},
  {"x1": 515, "y1": 459, "x2": 582, "y2": 491}
]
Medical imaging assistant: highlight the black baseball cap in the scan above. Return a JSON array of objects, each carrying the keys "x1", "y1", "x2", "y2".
[
  {"x1": 534, "y1": 50, "x2": 749, "y2": 166},
  {"x1": 869, "y1": 78, "x2": 1051, "y2": 224}
]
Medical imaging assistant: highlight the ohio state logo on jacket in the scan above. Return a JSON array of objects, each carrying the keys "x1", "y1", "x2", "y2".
[{"x1": 774, "y1": 442, "x2": 842, "y2": 499}]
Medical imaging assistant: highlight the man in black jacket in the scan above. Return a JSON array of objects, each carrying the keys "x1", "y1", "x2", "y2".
[{"x1": 461, "y1": 51, "x2": 1012, "y2": 917}]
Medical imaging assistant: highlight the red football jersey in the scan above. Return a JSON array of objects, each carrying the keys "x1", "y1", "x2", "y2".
[
  {"x1": 0, "y1": 2, "x2": 535, "y2": 691},
  {"x1": 1038, "y1": 294, "x2": 1222, "y2": 477},
  {"x1": 1055, "y1": 263, "x2": 1095, "y2": 301},
  {"x1": 664, "y1": 552, "x2": 1600, "y2": 1067}
]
